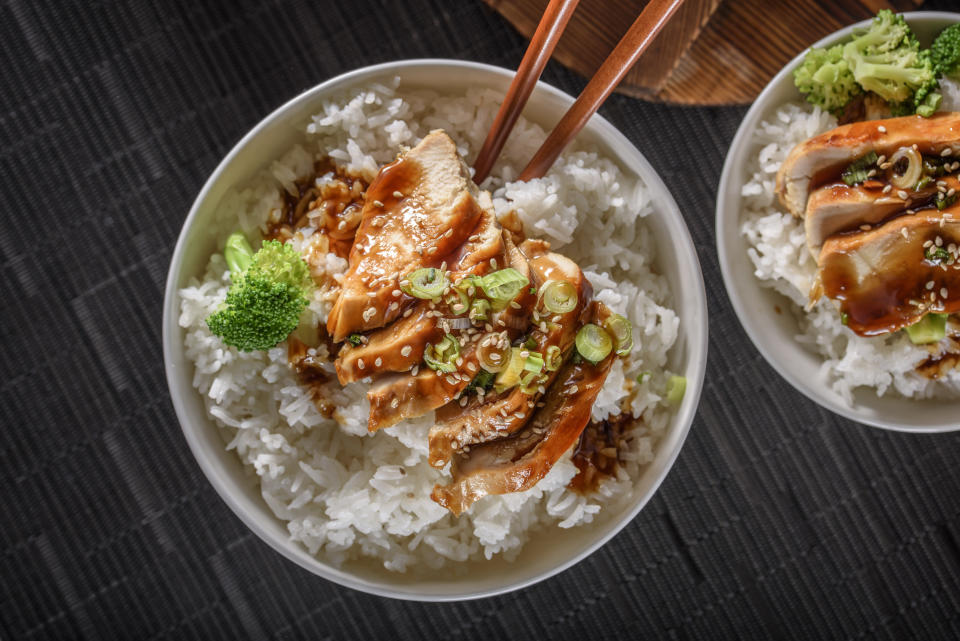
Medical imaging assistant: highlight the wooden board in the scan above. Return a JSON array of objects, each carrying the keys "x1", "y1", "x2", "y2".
[{"x1": 483, "y1": 0, "x2": 925, "y2": 105}]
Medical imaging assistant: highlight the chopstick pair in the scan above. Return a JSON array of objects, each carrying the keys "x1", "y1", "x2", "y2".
[{"x1": 473, "y1": 0, "x2": 684, "y2": 183}]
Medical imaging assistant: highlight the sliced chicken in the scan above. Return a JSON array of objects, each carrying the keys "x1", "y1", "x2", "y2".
[
  {"x1": 814, "y1": 207, "x2": 960, "y2": 336},
  {"x1": 427, "y1": 252, "x2": 592, "y2": 468},
  {"x1": 365, "y1": 236, "x2": 535, "y2": 432},
  {"x1": 430, "y1": 343, "x2": 616, "y2": 515},
  {"x1": 804, "y1": 180, "x2": 943, "y2": 254},
  {"x1": 334, "y1": 208, "x2": 504, "y2": 384},
  {"x1": 327, "y1": 131, "x2": 483, "y2": 341},
  {"x1": 776, "y1": 112, "x2": 960, "y2": 218}
]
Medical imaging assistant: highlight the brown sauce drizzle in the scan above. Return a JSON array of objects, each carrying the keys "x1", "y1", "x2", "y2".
[
  {"x1": 287, "y1": 336, "x2": 337, "y2": 417},
  {"x1": 266, "y1": 159, "x2": 367, "y2": 259},
  {"x1": 569, "y1": 411, "x2": 636, "y2": 495}
]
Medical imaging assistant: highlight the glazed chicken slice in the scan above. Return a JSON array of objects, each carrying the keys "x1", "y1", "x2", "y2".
[
  {"x1": 334, "y1": 208, "x2": 503, "y2": 384},
  {"x1": 430, "y1": 334, "x2": 616, "y2": 515},
  {"x1": 327, "y1": 130, "x2": 483, "y2": 341},
  {"x1": 427, "y1": 251, "x2": 592, "y2": 468},
  {"x1": 804, "y1": 180, "x2": 944, "y2": 254},
  {"x1": 814, "y1": 208, "x2": 960, "y2": 336},
  {"x1": 365, "y1": 236, "x2": 535, "y2": 432},
  {"x1": 776, "y1": 112, "x2": 960, "y2": 218}
]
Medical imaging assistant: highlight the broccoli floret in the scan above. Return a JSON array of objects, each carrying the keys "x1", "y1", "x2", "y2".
[
  {"x1": 206, "y1": 233, "x2": 313, "y2": 352},
  {"x1": 841, "y1": 10, "x2": 939, "y2": 114},
  {"x1": 794, "y1": 44, "x2": 861, "y2": 113},
  {"x1": 930, "y1": 23, "x2": 960, "y2": 78}
]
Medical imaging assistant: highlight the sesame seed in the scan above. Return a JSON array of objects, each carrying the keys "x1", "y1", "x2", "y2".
[
  {"x1": 537, "y1": 386, "x2": 545, "y2": 395},
  {"x1": 440, "y1": 261, "x2": 447, "y2": 272},
  {"x1": 427, "y1": 246, "x2": 438, "y2": 254},
  {"x1": 337, "y1": 220, "x2": 346, "y2": 230},
  {"x1": 375, "y1": 357, "x2": 382, "y2": 367},
  {"x1": 540, "y1": 321, "x2": 547, "y2": 332},
  {"x1": 469, "y1": 234, "x2": 480, "y2": 242},
  {"x1": 391, "y1": 398, "x2": 399, "y2": 408},
  {"x1": 878, "y1": 126, "x2": 887, "y2": 134},
  {"x1": 516, "y1": 412, "x2": 526, "y2": 419},
  {"x1": 936, "y1": 236, "x2": 944, "y2": 247},
  {"x1": 387, "y1": 301, "x2": 399, "y2": 313},
  {"x1": 926, "y1": 281, "x2": 935, "y2": 290},
  {"x1": 949, "y1": 188, "x2": 957, "y2": 197},
  {"x1": 569, "y1": 384, "x2": 579, "y2": 393},
  {"x1": 443, "y1": 229, "x2": 453, "y2": 238},
  {"x1": 392, "y1": 289, "x2": 401, "y2": 297},
  {"x1": 392, "y1": 190, "x2": 403, "y2": 198},
  {"x1": 867, "y1": 169, "x2": 877, "y2": 178},
  {"x1": 901, "y1": 228, "x2": 909, "y2": 239},
  {"x1": 401, "y1": 346, "x2": 412, "y2": 357},
  {"x1": 924, "y1": 239, "x2": 934, "y2": 248},
  {"x1": 446, "y1": 375, "x2": 457, "y2": 385},
  {"x1": 490, "y1": 258, "x2": 498, "y2": 270},
  {"x1": 897, "y1": 190, "x2": 909, "y2": 200},
  {"x1": 880, "y1": 162, "x2": 892, "y2": 170},
  {"x1": 509, "y1": 301, "x2": 521, "y2": 309},
  {"x1": 455, "y1": 357, "x2": 464, "y2": 367},
  {"x1": 363, "y1": 307, "x2": 376, "y2": 322},
  {"x1": 373, "y1": 200, "x2": 384, "y2": 207},
  {"x1": 860, "y1": 224, "x2": 871, "y2": 231},
  {"x1": 411, "y1": 366, "x2": 419, "y2": 376},
  {"x1": 467, "y1": 362, "x2": 477, "y2": 372},
  {"x1": 358, "y1": 359, "x2": 365, "y2": 369},
  {"x1": 459, "y1": 397, "x2": 468, "y2": 406},
  {"x1": 941, "y1": 287, "x2": 949, "y2": 298},
  {"x1": 877, "y1": 155, "x2": 887, "y2": 164},
  {"x1": 367, "y1": 291, "x2": 376, "y2": 297},
  {"x1": 403, "y1": 308, "x2": 413, "y2": 318},
  {"x1": 943, "y1": 148, "x2": 953, "y2": 157},
  {"x1": 882, "y1": 184, "x2": 892, "y2": 194}
]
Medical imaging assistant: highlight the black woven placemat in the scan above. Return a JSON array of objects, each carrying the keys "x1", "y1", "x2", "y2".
[{"x1": 2, "y1": 1, "x2": 959, "y2": 639}]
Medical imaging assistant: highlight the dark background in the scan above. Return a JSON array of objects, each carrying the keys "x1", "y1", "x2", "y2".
[{"x1": 2, "y1": 1, "x2": 959, "y2": 639}]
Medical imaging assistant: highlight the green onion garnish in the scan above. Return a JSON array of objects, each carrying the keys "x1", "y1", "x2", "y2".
[
  {"x1": 401, "y1": 268, "x2": 448, "y2": 299},
  {"x1": 347, "y1": 334, "x2": 363, "y2": 346},
  {"x1": 603, "y1": 314, "x2": 633, "y2": 356},
  {"x1": 545, "y1": 345, "x2": 562, "y2": 371},
  {"x1": 841, "y1": 151, "x2": 878, "y2": 186},
  {"x1": 926, "y1": 246, "x2": 950, "y2": 263},
  {"x1": 424, "y1": 334, "x2": 460, "y2": 373},
  {"x1": 479, "y1": 268, "x2": 529, "y2": 309},
  {"x1": 224, "y1": 232, "x2": 254, "y2": 280},
  {"x1": 915, "y1": 175, "x2": 934, "y2": 191},
  {"x1": 666, "y1": 375, "x2": 686, "y2": 405},
  {"x1": 523, "y1": 351, "x2": 544, "y2": 373},
  {"x1": 467, "y1": 369, "x2": 495, "y2": 391},
  {"x1": 494, "y1": 347, "x2": 526, "y2": 392},
  {"x1": 539, "y1": 280, "x2": 577, "y2": 314},
  {"x1": 469, "y1": 299, "x2": 491, "y2": 321},
  {"x1": 519, "y1": 370, "x2": 540, "y2": 395},
  {"x1": 936, "y1": 193, "x2": 958, "y2": 211},
  {"x1": 575, "y1": 324, "x2": 613, "y2": 364}
]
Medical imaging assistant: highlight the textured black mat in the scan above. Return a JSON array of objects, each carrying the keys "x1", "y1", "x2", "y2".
[{"x1": 1, "y1": 1, "x2": 959, "y2": 639}]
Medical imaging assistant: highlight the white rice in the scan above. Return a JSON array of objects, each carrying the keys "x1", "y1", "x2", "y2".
[
  {"x1": 179, "y1": 77, "x2": 680, "y2": 572},
  {"x1": 740, "y1": 96, "x2": 960, "y2": 403}
]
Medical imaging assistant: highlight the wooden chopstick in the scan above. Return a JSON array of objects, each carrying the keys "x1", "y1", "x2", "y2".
[
  {"x1": 473, "y1": 0, "x2": 581, "y2": 184},
  {"x1": 519, "y1": 0, "x2": 685, "y2": 181}
]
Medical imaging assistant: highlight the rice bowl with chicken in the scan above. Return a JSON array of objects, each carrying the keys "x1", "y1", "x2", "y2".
[
  {"x1": 739, "y1": 11, "x2": 960, "y2": 404},
  {"x1": 177, "y1": 77, "x2": 685, "y2": 572}
]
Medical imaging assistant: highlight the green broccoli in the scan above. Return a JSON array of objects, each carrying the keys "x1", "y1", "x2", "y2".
[
  {"x1": 206, "y1": 233, "x2": 313, "y2": 352},
  {"x1": 794, "y1": 44, "x2": 861, "y2": 113},
  {"x1": 930, "y1": 23, "x2": 960, "y2": 79},
  {"x1": 841, "y1": 10, "x2": 939, "y2": 115}
]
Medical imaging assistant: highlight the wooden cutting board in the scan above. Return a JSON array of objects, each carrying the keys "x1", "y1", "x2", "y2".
[{"x1": 483, "y1": 0, "x2": 924, "y2": 105}]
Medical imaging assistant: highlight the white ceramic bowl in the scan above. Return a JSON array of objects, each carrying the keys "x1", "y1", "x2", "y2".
[
  {"x1": 717, "y1": 13, "x2": 960, "y2": 433},
  {"x1": 163, "y1": 60, "x2": 708, "y2": 600}
]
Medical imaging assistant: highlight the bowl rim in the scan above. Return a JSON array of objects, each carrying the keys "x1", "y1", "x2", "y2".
[
  {"x1": 716, "y1": 11, "x2": 960, "y2": 434},
  {"x1": 163, "y1": 58, "x2": 708, "y2": 600}
]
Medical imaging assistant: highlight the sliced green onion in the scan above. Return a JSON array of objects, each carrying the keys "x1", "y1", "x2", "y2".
[
  {"x1": 540, "y1": 280, "x2": 577, "y2": 314},
  {"x1": 347, "y1": 333, "x2": 363, "y2": 346},
  {"x1": 519, "y1": 371, "x2": 540, "y2": 395},
  {"x1": 524, "y1": 336, "x2": 537, "y2": 349},
  {"x1": 401, "y1": 268, "x2": 448, "y2": 299},
  {"x1": 575, "y1": 324, "x2": 613, "y2": 364},
  {"x1": 905, "y1": 313, "x2": 948, "y2": 344},
  {"x1": 445, "y1": 287, "x2": 471, "y2": 315},
  {"x1": 666, "y1": 375, "x2": 686, "y2": 405},
  {"x1": 469, "y1": 299, "x2": 491, "y2": 322},
  {"x1": 523, "y1": 351, "x2": 544, "y2": 373},
  {"x1": 494, "y1": 347, "x2": 525, "y2": 392},
  {"x1": 477, "y1": 338, "x2": 509, "y2": 373},
  {"x1": 424, "y1": 334, "x2": 460, "y2": 373},
  {"x1": 636, "y1": 371, "x2": 651, "y2": 384},
  {"x1": 224, "y1": 232, "x2": 254, "y2": 280},
  {"x1": 603, "y1": 314, "x2": 633, "y2": 356},
  {"x1": 479, "y1": 268, "x2": 528, "y2": 309},
  {"x1": 545, "y1": 345, "x2": 562, "y2": 371},
  {"x1": 841, "y1": 150, "x2": 878, "y2": 186},
  {"x1": 915, "y1": 175, "x2": 934, "y2": 191},
  {"x1": 936, "y1": 193, "x2": 958, "y2": 210},
  {"x1": 926, "y1": 246, "x2": 951, "y2": 264}
]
